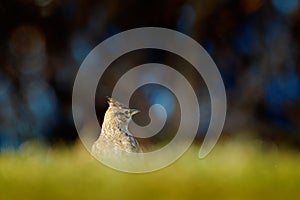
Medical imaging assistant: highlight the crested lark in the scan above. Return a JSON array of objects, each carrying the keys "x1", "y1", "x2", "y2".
[{"x1": 92, "y1": 97, "x2": 142, "y2": 160}]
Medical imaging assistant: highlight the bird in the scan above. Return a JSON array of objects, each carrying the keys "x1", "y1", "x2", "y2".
[{"x1": 91, "y1": 97, "x2": 142, "y2": 161}]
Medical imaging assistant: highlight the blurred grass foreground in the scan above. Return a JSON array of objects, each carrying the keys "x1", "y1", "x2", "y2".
[{"x1": 1, "y1": 139, "x2": 300, "y2": 200}]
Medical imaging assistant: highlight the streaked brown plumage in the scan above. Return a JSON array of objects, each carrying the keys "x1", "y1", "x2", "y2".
[{"x1": 92, "y1": 97, "x2": 142, "y2": 160}]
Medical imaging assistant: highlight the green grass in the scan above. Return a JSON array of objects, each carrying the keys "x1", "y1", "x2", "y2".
[{"x1": 1, "y1": 140, "x2": 300, "y2": 199}]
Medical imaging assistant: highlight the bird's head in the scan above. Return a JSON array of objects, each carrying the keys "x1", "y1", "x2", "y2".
[{"x1": 105, "y1": 97, "x2": 140, "y2": 126}]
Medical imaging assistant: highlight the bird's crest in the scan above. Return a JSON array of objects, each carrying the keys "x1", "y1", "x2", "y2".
[{"x1": 106, "y1": 96, "x2": 128, "y2": 109}]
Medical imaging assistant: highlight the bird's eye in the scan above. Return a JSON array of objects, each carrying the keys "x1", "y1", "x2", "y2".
[{"x1": 124, "y1": 111, "x2": 129, "y2": 115}]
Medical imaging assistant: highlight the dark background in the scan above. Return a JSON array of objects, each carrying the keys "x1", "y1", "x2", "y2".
[{"x1": 0, "y1": 0, "x2": 300, "y2": 150}]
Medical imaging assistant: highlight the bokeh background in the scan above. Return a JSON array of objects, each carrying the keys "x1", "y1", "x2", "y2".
[
  {"x1": 1, "y1": 0, "x2": 300, "y2": 149},
  {"x1": 1, "y1": 0, "x2": 300, "y2": 199}
]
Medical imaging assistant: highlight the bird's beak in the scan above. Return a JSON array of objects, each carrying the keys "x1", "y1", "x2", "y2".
[{"x1": 130, "y1": 109, "x2": 140, "y2": 116}]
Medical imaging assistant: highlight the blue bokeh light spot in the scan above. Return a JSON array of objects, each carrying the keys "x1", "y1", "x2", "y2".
[{"x1": 272, "y1": 0, "x2": 299, "y2": 15}]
